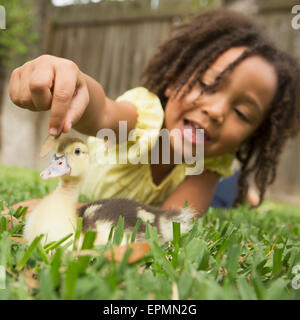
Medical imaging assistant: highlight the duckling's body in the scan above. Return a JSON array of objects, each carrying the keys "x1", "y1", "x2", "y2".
[
  {"x1": 24, "y1": 136, "x2": 195, "y2": 246},
  {"x1": 24, "y1": 180, "x2": 79, "y2": 245}
]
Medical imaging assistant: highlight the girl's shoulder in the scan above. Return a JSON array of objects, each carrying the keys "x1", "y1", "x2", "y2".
[
  {"x1": 116, "y1": 86, "x2": 164, "y2": 132},
  {"x1": 116, "y1": 87, "x2": 162, "y2": 111}
]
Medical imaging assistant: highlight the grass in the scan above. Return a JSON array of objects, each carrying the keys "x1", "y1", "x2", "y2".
[{"x1": 0, "y1": 165, "x2": 300, "y2": 300}]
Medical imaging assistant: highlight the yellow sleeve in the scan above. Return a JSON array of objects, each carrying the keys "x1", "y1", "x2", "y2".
[
  {"x1": 115, "y1": 87, "x2": 164, "y2": 162},
  {"x1": 87, "y1": 87, "x2": 164, "y2": 165},
  {"x1": 204, "y1": 153, "x2": 235, "y2": 178}
]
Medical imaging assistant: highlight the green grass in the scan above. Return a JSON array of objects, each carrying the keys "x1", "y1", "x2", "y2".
[
  {"x1": 0, "y1": 165, "x2": 300, "y2": 300},
  {"x1": 0, "y1": 165, "x2": 57, "y2": 206}
]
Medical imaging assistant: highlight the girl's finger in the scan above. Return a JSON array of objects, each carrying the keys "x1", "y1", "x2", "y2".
[
  {"x1": 29, "y1": 65, "x2": 54, "y2": 111},
  {"x1": 48, "y1": 65, "x2": 78, "y2": 135},
  {"x1": 62, "y1": 82, "x2": 90, "y2": 133},
  {"x1": 18, "y1": 62, "x2": 35, "y2": 109},
  {"x1": 9, "y1": 68, "x2": 21, "y2": 105}
]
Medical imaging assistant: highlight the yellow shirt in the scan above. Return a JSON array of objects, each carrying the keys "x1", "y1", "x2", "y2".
[{"x1": 81, "y1": 87, "x2": 235, "y2": 206}]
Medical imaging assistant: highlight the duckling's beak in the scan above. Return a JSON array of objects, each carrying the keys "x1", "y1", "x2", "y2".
[{"x1": 40, "y1": 154, "x2": 71, "y2": 180}]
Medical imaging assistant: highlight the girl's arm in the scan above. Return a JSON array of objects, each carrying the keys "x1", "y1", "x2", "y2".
[
  {"x1": 73, "y1": 73, "x2": 138, "y2": 137},
  {"x1": 161, "y1": 170, "x2": 220, "y2": 217},
  {"x1": 9, "y1": 55, "x2": 138, "y2": 137}
]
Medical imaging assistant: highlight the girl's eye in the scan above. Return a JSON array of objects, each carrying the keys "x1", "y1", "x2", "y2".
[
  {"x1": 74, "y1": 148, "x2": 81, "y2": 155},
  {"x1": 235, "y1": 109, "x2": 250, "y2": 123}
]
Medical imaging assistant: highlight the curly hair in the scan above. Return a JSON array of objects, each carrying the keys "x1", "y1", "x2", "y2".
[{"x1": 140, "y1": 8, "x2": 300, "y2": 207}]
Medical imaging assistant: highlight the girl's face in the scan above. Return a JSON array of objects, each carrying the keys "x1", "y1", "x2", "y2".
[{"x1": 164, "y1": 46, "x2": 278, "y2": 158}]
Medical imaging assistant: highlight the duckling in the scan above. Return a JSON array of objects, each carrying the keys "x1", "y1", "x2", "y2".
[
  {"x1": 24, "y1": 136, "x2": 195, "y2": 246},
  {"x1": 23, "y1": 137, "x2": 89, "y2": 245}
]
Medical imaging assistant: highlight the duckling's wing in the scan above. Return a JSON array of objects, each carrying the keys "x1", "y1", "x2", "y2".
[{"x1": 78, "y1": 198, "x2": 195, "y2": 243}]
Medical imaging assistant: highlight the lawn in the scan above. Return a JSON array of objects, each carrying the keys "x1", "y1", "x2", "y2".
[{"x1": 0, "y1": 165, "x2": 300, "y2": 300}]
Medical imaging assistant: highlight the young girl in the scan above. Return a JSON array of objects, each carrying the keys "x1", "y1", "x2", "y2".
[{"x1": 8, "y1": 9, "x2": 300, "y2": 217}]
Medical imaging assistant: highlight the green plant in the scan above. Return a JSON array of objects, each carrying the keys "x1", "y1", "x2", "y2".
[{"x1": 0, "y1": 0, "x2": 39, "y2": 68}]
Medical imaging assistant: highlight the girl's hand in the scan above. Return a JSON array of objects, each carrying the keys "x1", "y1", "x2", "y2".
[{"x1": 9, "y1": 54, "x2": 90, "y2": 136}]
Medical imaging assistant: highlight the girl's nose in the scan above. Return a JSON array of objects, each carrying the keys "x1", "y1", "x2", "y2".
[{"x1": 202, "y1": 97, "x2": 228, "y2": 124}]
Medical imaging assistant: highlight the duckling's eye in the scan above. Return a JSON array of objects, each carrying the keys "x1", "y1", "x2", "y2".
[{"x1": 74, "y1": 148, "x2": 81, "y2": 155}]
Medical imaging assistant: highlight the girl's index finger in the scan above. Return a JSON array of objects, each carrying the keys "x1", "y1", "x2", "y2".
[
  {"x1": 30, "y1": 65, "x2": 54, "y2": 111},
  {"x1": 48, "y1": 66, "x2": 78, "y2": 135}
]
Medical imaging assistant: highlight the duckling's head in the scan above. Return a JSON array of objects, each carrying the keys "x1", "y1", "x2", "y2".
[{"x1": 40, "y1": 137, "x2": 89, "y2": 181}]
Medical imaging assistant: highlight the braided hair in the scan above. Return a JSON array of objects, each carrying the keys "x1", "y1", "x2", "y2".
[{"x1": 140, "y1": 9, "x2": 300, "y2": 207}]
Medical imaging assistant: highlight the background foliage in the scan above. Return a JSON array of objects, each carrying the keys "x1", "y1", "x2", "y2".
[{"x1": 0, "y1": 0, "x2": 38, "y2": 68}]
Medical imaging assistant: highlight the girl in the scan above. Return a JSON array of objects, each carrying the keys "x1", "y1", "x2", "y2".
[{"x1": 8, "y1": 9, "x2": 300, "y2": 216}]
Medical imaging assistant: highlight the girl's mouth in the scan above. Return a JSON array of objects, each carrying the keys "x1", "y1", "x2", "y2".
[{"x1": 181, "y1": 119, "x2": 211, "y2": 144}]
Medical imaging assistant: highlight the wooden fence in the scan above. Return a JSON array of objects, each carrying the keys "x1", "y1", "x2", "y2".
[
  {"x1": 1, "y1": 0, "x2": 300, "y2": 205},
  {"x1": 42, "y1": 0, "x2": 197, "y2": 99}
]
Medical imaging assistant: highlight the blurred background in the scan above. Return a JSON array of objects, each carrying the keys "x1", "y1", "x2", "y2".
[{"x1": 0, "y1": 0, "x2": 299, "y2": 205}]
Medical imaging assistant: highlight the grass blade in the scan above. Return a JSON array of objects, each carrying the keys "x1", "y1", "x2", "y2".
[
  {"x1": 172, "y1": 222, "x2": 180, "y2": 268},
  {"x1": 50, "y1": 248, "x2": 63, "y2": 289},
  {"x1": 45, "y1": 233, "x2": 73, "y2": 253},
  {"x1": 73, "y1": 217, "x2": 82, "y2": 251},
  {"x1": 108, "y1": 225, "x2": 114, "y2": 242},
  {"x1": 16, "y1": 234, "x2": 44, "y2": 270},
  {"x1": 225, "y1": 233, "x2": 240, "y2": 281},
  {"x1": 0, "y1": 216, "x2": 8, "y2": 233},
  {"x1": 63, "y1": 260, "x2": 80, "y2": 300},
  {"x1": 14, "y1": 206, "x2": 28, "y2": 219},
  {"x1": 113, "y1": 216, "x2": 124, "y2": 246},
  {"x1": 272, "y1": 244, "x2": 284, "y2": 276},
  {"x1": 37, "y1": 243, "x2": 50, "y2": 264},
  {"x1": 81, "y1": 230, "x2": 96, "y2": 250},
  {"x1": 77, "y1": 231, "x2": 97, "y2": 275},
  {"x1": 130, "y1": 218, "x2": 142, "y2": 243}
]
